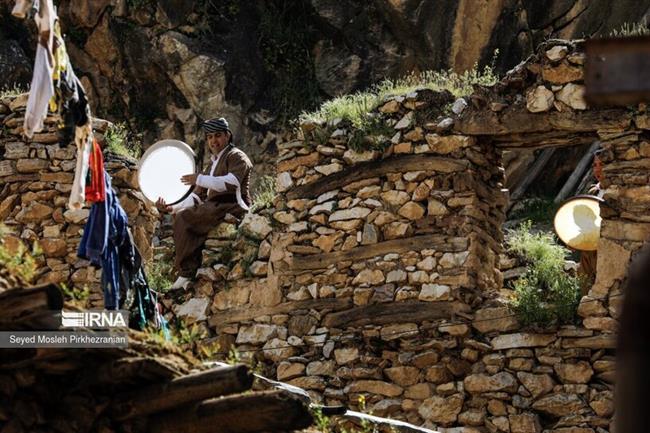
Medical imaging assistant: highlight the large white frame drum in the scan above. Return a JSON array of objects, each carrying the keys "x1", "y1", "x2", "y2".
[
  {"x1": 553, "y1": 195, "x2": 603, "y2": 252},
  {"x1": 137, "y1": 139, "x2": 196, "y2": 205}
]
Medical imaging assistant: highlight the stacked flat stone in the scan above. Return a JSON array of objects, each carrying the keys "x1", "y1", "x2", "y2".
[
  {"x1": 199, "y1": 87, "x2": 513, "y2": 425},
  {"x1": 21, "y1": 37, "x2": 625, "y2": 432},
  {"x1": 194, "y1": 40, "x2": 627, "y2": 432},
  {"x1": 157, "y1": 211, "x2": 275, "y2": 346},
  {"x1": 0, "y1": 93, "x2": 157, "y2": 308}
]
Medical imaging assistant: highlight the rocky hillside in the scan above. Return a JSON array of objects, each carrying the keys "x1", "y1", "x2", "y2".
[{"x1": 2, "y1": 0, "x2": 650, "y2": 152}]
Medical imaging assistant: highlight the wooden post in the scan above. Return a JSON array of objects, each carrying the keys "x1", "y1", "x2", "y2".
[
  {"x1": 148, "y1": 390, "x2": 313, "y2": 433},
  {"x1": 554, "y1": 141, "x2": 600, "y2": 203},
  {"x1": 0, "y1": 285, "x2": 63, "y2": 330},
  {"x1": 508, "y1": 148, "x2": 556, "y2": 209},
  {"x1": 112, "y1": 364, "x2": 253, "y2": 420}
]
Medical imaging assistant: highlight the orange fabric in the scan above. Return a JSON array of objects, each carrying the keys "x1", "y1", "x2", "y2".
[{"x1": 85, "y1": 139, "x2": 105, "y2": 202}]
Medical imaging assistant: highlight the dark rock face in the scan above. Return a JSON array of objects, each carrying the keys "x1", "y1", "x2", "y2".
[
  {"x1": 0, "y1": 38, "x2": 31, "y2": 88},
  {"x1": 1, "y1": 0, "x2": 650, "y2": 148}
]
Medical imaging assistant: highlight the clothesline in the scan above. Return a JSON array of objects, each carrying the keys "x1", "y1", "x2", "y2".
[{"x1": 13, "y1": 0, "x2": 168, "y2": 335}]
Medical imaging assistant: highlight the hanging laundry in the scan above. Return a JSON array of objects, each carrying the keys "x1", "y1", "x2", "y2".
[
  {"x1": 119, "y1": 229, "x2": 169, "y2": 335},
  {"x1": 78, "y1": 172, "x2": 127, "y2": 310},
  {"x1": 17, "y1": 0, "x2": 57, "y2": 138},
  {"x1": 85, "y1": 139, "x2": 106, "y2": 203},
  {"x1": 69, "y1": 123, "x2": 93, "y2": 210},
  {"x1": 11, "y1": 0, "x2": 35, "y2": 19},
  {"x1": 50, "y1": 20, "x2": 90, "y2": 143},
  {"x1": 23, "y1": 44, "x2": 53, "y2": 138},
  {"x1": 78, "y1": 173, "x2": 168, "y2": 335}
]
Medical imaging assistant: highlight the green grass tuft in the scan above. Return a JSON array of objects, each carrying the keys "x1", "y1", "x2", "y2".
[
  {"x1": 300, "y1": 60, "x2": 499, "y2": 128},
  {"x1": 104, "y1": 122, "x2": 141, "y2": 159},
  {"x1": 0, "y1": 226, "x2": 40, "y2": 284},
  {"x1": 609, "y1": 20, "x2": 650, "y2": 38},
  {"x1": 506, "y1": 221, "x2": 581, "y2": 327},
  {"x1": 0, "y1": 85, "x2": 26, "y2": 100},
  {"x1": 251, "y1": 175, "x2": 277, "y2": 212},
  {"x1": 146, "y1": 259, "x2": 174, "y2": 292}
]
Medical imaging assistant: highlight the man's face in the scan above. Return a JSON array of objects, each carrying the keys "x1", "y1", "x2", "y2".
[{"x1": 206, "y1": 131, "x2": 229, "y2": 155}]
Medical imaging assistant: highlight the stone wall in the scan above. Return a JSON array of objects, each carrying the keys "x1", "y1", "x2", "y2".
[
  {"x1": 0, "y1": 94, "x2": 157, "y2": 308},
  {"x1": 453, "y1": 39, "x2": 647, "y2": 338},
  {"x1": 186, "y1": 40, "x2": 644, "y2": 432},
  {"x1": 201, "y1": 89, "x2": 517, "y2": 427},
  {"x1": 3, "y1": 38, "x2": 646, "y2": 432},
  {"x1": 156, "y1": 210, "x2": 276, "y2": 343}
]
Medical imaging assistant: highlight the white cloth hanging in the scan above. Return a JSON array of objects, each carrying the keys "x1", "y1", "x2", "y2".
[
  {"x1": 20, "y1": 0, "x2": 56, "y2": 138},
  {"x1": 23, "y1": 44, "x2": 53, "y2": 138},
  {"x1": 68, "y1": 123, "x2": 93, "y2": 210}
]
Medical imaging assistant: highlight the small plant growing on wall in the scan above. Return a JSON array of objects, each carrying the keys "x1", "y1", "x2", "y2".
[
  {"x1": 506, "y1": 221, "x2": 581, "y2": 327},
  {"x1": 104, "y1": 122, "x2": 141, "y2": 159},
  {"x1": 0, "y1": 226, "x2": 41, "y2": 285}
]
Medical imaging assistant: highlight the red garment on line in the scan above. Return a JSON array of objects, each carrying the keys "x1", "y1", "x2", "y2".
[{"x1": 85, "y1": 139, "x2": 105, "y2": 202}]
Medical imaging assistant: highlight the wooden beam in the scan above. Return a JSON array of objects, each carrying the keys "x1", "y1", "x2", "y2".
[
  {"x1": 79, "y1": 357, "x2": 180, "y2": 387},
  {"x1": 112, "y1": 364, "x2": 253, "y2": 420},
  {"x1": 554, "y1": 141, "x2": 600, "y2": 203},
  {"x1": 495, "y1": 132, "x2": 599, "y2": 150},
  {"x1": 508, "y1": 148, "x2": 556, "y2": 205},
  {"x1": 575, "y1": 166, "x2": 594, "y2": 194},
  {"x1": 288, "y1": 234, "x2": 468, "y2": 271},
  {"x1": 454, "y1": 108, "x2": 630, "y2": 136},
  {"x1": 148, "y1": 390, "x2": 313, "y2": 433},
  {"x1": 0, "y1": 285, "x2": 63, "y2": 330},
  {"x1": 286, "y1": 154, "x2": 469, "y2": 200},
  {"x1": 322, "y1": 301, "x2": 471, "y2": 328},
  {"x1": 209, "y1": 298, "x2": 353, "y2": 327}
]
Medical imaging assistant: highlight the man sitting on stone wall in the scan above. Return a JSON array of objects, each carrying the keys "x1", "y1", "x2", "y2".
[{"x1": 155, "y1": 117, "x2": 253, "y2": 290}]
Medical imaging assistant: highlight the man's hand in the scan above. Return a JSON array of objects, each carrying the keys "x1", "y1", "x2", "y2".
[
  {"x1": 155, "y1": 197, "x2": 173, "y2": 213},
  {"x1": 181, "y1": 173, "x2": 198, "y2": 186}
]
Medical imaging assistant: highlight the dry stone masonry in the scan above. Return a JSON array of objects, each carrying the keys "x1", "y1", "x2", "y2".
[
  {"x1": 0, "y1": 93, "x2": 158, "y2": 307},
  {"x1": 3, "y1": 38, "x2": 647, "y2": 433},
  {"x1": 193, "y1": 40, "x2": 640, "y2": 432}
]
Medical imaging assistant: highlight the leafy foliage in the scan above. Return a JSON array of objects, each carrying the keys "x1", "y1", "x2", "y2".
[
  {"x1": 251, "y1": 175, "x2": 276, "y2": 212},
  {"x1": 146, "y1": 259, "x2": 174, "y2": 292},
  {"x1": 125, "y1": 0, "x2": 155, "y2": 11},
  {"x1": 60, "y1": 283, "x2": 90, "y2": 304},
  {"x1": 104, "y1": 122, "x2": 141, "y2": 159},
  {"x1": 258, "y1": 0, "x2": 322, "y2": 124},
  {"x1": 508, "y1": 196, "x2": 557, "y2": 225},
  {"x1": 506, "y1": 221, "x2": 581, "y2": 327},
  {"x1": 0, "y1": 226, "x2": 40, "y2": 284}
]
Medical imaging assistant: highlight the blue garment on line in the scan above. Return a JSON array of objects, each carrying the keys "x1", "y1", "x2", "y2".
[{"x1": 78, "y1": 172, "x2": 127, "y2": 310}]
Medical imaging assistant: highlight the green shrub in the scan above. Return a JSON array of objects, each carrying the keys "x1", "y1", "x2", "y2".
[
  {"x1": 258, "y1": 0, "x2": 322, "y2": 124},
  {"x1": 251, "y1": 175, "x2": 276, "y2": 212},
  {"x1": 126, "y1": 0, "x2": 155, "y2": 11},
  {"x1": 60, "y1": 283, "x2": 90, "y2": 304},
  {"x1": 0, "y1": 226, "x2": 40, "y2": 284},
  {"x1": 508, "y1": 196, "x2": 556, "y2": 225},
  {"x1": 146, "y1": 259, "x2": 173, "y2": 292},
  {"x1": 506, "y1": 221, "x2": 581, "y2": 327},
  {"x1": 104, "y1": 122, "x2": 141, "y2": 159}
]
